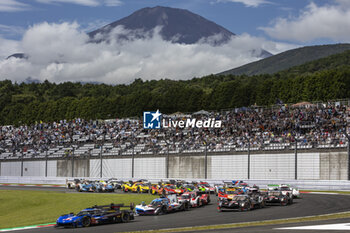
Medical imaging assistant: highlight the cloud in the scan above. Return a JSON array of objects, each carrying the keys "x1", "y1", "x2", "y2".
[
  {"x1": 260, "y1": 1, "x2": 350, "y2": 42},
  {"x1": 0, "y1": 24, "x2": 25, "y2": 37},
  {"x1": 0, "y1": 37, "x2": 21, "y2": 59},
  {"x1": 36, "y1": 0, "x2": 122, "y2": 7},
  {"x1": 215, "y1": 0, "x2": 271, "y2": 7},
  {"x1": 0, "y1": 22, "x2": 296, "y2": 84},
  {"x1": 0, "y1": 0, "x2": 29, "y2": 12}
]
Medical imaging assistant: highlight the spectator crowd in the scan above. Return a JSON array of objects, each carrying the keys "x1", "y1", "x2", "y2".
[{"x1": 0, "y1": 100, "x2": 349, "y2": 159}]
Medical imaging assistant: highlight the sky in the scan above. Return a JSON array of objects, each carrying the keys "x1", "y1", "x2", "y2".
[{"x1": 0, "y1": 0, "x2": 349, "y2": 84}]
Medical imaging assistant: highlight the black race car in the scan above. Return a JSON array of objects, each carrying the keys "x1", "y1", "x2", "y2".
[
  {"x1": 218, "y1": 195, "x2": 260, "y2": 212},
  {"x1": 264, "y1": 190, "x2": 290, "y2": 206}
]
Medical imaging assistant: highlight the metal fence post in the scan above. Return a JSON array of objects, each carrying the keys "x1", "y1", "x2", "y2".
[
  {"x1": 132, "y1": 143, "x2": 135, "y2": 178},
  {"x1": 248, "y1": 139, "x2": 250, "y2": 180},
  {"x1": 167, "y1": 143, "x2": 169, "y2": 179},
  {"x1": 45, "y1": 150, "x2": 48, "y2": 177},
  {"x1": 204, "y1": 143, "x2": 208, "y2": 179},
  {"x1": 295, "y1": 138, "x2": 298, "y2": 180},
  {"x1": 100, "y1": 144, "x2": 103, "y2": 178},
  {"x1": 21, "y1": 150, "x2": 23, "y2": 177},
  {"x1": 71, "y1": 148, "x2": 74, "y2": 178}
]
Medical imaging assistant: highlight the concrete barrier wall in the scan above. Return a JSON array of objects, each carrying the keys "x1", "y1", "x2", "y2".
[
  {"x1": 298, "y1": 153, "x2": 320, "y2": 180},
  {"x1": 23, "y1": 161, "x2": 57, "y2": 177},
  {"x1": 102, "y1": 158, "x2": 132, "y2": 178},
  {"x1": 210, "y1": 154, "x2": 248, "y2": 180},
  {"x1": 134, "y1": 157, "x2": 166, "y2": 179},
  {"x1": 250, "y1": 153, "x2": 295, "y2": 179},
  {"x1": 320, "y1": 152, "x2": 348, "y2": 180},
  {"x1": 0, "y1": 152, "x2": 348, "y2": 180},
  {"x1": 169, "y1": 155, "x2": 206, "y2": 179},
  {"x1": 1, "y1": 161, "x2": 21, "y2": 176}
]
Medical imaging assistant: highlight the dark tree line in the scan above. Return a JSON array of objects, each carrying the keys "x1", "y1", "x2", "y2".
[{"x1": 1, "y1": 65, "x2": 350, "y2": 125}]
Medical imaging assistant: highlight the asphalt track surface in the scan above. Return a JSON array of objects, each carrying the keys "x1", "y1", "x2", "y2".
[{"x1": 2, "y1": 186, "x2": 350, "y2": 233}]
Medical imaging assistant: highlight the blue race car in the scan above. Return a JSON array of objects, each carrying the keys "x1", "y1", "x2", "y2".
[{"x1": 55, "y1": 203, "x2": 134, "y2": 228}]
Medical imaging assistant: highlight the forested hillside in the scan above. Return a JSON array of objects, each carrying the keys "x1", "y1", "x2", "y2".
[{"x1": 1, "y1": 62, "x2": 350, "y2": 125}]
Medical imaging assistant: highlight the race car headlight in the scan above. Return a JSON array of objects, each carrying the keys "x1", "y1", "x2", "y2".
[{"x1": 240, "y1": 202, "x2": 245, "y2": 207}]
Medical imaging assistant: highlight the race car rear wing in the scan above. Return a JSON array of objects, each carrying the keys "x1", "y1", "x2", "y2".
[{"x1": 92, "y1": 203, "x2": 135, "y2": 210}]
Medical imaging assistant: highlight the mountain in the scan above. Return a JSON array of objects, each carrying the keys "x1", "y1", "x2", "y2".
[
  {"x1": 89, "y1": 6, "x2": 235, "y2": 45},
  {"x1": 218, "y1": 43, "x2": 350, "y2": 76},
  {"x1": 6, "y1": 53, "x2": 28, "y2": 60},
  {"x1": 279, "y1": 49, "x2": 350, "y2": 75}
]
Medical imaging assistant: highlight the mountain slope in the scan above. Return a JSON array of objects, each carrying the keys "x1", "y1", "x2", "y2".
[
  {"x1": 219, "y1": 43, "x2": 350, "y2": 76},
  {"x1": 89, "y1": 6, "x2": 235, "y2": 45},
  {"x1": 279, "y1": 49, "x2": 350, "y2": 75}
]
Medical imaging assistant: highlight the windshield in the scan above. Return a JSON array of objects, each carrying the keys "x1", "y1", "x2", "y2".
[
  {"x1": 232, "y1": 196, "x2": 247, "y2": 201},
  {"x1": 201, "y1": 183, "x2": 210, "y2": 187},
  {"x1": 280, "y1": 187, "x2": 290, "y2": 191},
  {"x1": 165, "y1": 185, "x2": 175, "y2": 189},
  {"x1": 269, "y1": 191, "x2": 281, "y2": 196},
  {"x1": 77, "y1": 210, "x2": 93, "y2": 216},
  {"x1": 141, "y1": 183, "x2": 149, "y2": 187},
  {"x1": 150, "y1": 200, "x2": 162, "y2": 206}
]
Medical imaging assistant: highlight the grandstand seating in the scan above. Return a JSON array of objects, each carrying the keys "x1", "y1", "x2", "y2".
[{"x1": 0, "y1": 100, "x2": 350, "y2": 159}]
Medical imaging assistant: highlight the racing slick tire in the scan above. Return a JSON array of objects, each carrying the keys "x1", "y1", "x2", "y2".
[
  {"x1": 82, "y1": 217, "x2": 91, "y2": 227},
  {"x1": 137, "y1": 187, "x2": 141, "y2": 193},
  {"x1": 111, "y1": 216, "x2": 118, "y2": 223},
  {"x1": 281, "y1": 199, "x2": 288, "y2": 206},
  {"x1": 289, "y1": 197, "x2": 294, "y2": 205},
  {"x1": 121, "y1": 212, "x2": 130, "y2": 223}
]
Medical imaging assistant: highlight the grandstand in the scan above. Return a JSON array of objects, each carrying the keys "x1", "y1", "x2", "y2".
[{"x1": 0, "y1": 99, "x2": 349, "y2": 160}]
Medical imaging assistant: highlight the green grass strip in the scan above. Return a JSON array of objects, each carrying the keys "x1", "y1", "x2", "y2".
[
  {"x1": 123, "y1": 211, "x2": 350, "y2": 233},
  {"x1": 0, "y1": 190, "x2": 154, "y2": 229},
  {"x1": 0, "y1": 223, "x2": 56, "y2": 232}
]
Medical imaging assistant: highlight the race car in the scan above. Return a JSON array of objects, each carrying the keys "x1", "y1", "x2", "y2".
[
  {"x1": 151, "y1": 184, "x2": 162, "y2": 195},
  {"x1": 218, "y1": 195, "x2": 262, "y2": 212},
  {"x1": 107, "y1": 179, "x2": 124, "y2": 189},
  {"x1": 268, "y1": 184, "x2": 295, "y2": 203},
  {"x1": 132, "y1": 182, "x2": 151, "y2": 193},
  {"x1": 94, "y1": 181, "x2": 115, "y2": 192},
  {"x1": 76, "y1": 181, "x2": 95, "y2": 192},
  {"x1": 135, "y1": 194, "x2": 190, "y2": 215},
  {"x1": 160, "y1": 184, "x2": 177, "y2": 195},
  {"x1": 199, "y1": 182, "x2": 215, "y2": 194},
  {"x1": 218, "y1": 188, "x2": 245, "y2": 200},
  {"x1": 55, "y1": 203, "x2": 134, "y2": 228},
  {"x1": 279, "y1": 184, "x2": 300, "y2": 198},
  {"x1": 183, "y1": 184, "x2": 197, "y2": 192},
  {"x1": 121, "y1": 181, "x2": 134, "y2": 192},
  {"x1": 214, "y1": 183, "x2": 225, "y2": 196},
  {"x1": 66, "y1": 179, "x2": 81, "y2": 189},
  {"x1": 178, "y1": 192, "x2": 210, "y2": 207},
  {"x1": 265, "y1": 190, "x2": 291, "y2": 206}
]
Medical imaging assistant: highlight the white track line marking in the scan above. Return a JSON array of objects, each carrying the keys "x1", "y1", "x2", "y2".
[{"x1": 277, "y1": 223, "x2": 350, "y2": 230}]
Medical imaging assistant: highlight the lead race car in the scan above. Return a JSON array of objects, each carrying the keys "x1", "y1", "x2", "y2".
[
  {"x1": 217, "y1": 194, "x2": 264, "y2": 212},
  {"x1": 55, "y1": 203, "x2": 134, "y2": 228},
  {"x1": 135, "y1": 194, "x2": 190, "y2": 215}
]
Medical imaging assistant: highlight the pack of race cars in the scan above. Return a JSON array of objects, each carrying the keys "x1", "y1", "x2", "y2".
[{"x1": 58, "y1": 180, "x2": 300, "y2": 228}]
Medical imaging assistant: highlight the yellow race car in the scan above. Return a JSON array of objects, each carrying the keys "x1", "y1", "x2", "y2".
[
  {"x1": 121, "y1": 182, "x2": 133, "y2": 192},
  {"x1": 132, "y1": 183, "x2": 151, "y2": 193}
]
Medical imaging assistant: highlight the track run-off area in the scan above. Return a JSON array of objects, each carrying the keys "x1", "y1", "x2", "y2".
[{"x1": 1, "y1": 185, "x2": 350, "y2": 233}]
